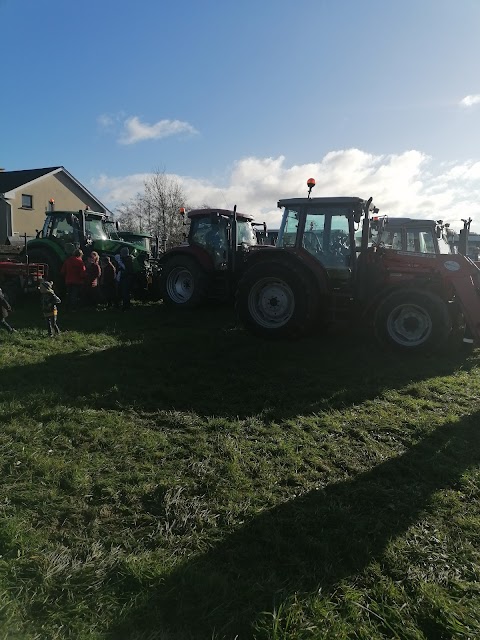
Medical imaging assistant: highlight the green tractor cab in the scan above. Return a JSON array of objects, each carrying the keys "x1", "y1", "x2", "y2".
[
  {"x1": 117, "y1": 232, "x2": 159, "y2": 258},
  {"x1": 27, "y1": 210, "x2": 149, "y2": 288}
]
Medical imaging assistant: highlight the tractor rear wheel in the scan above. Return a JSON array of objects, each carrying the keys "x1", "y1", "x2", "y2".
[
  {"x1": 27, "y1": 249, "x2": 61, "y2": 286},
  {"x1": 374, "y1": 289, "x2": 451, "y2": 352},
  {"x1": 236, "y1": 260, "x2": 320, "y2": 338},
  {"x1": 161, "y1": 255, "x2": 208, "y2": 308}
]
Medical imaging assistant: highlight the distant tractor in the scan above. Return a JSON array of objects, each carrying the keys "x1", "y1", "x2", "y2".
[
  {"x1": 369, "y1": 217, "x2": 453, "y2": 255},
  {"x1": 235, "y1": 179, "x2": 480, "y2": 352},
  {"x1": 26, "y1": 209, "x2": 151, "y2": 294},
  {"x1": 158, "y1": 208, "x2": 268, "y2": 307},
  {"x1": 117, "y1": 231, "x2": 159, "y2": 257}
]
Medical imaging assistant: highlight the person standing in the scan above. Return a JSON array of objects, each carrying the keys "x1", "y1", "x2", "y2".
[
  {"x1": 61, "y1": 248, "x2": 86, "y2": 311},
  {"x1": 101, "y1": 256, "x2": 117, "y2": 308},
  {"x1": 118, "y1": 247, "x2": 134, "y2": 310},
  {"x1": 39, "y1": 280, "x2": 61, "y2": 337},
  {"x1": 84, "y1": 251, "x2": 102, "y2": 308},
  {"x1": 0, "y1": 288, "x2": 17, "y2": 334}
]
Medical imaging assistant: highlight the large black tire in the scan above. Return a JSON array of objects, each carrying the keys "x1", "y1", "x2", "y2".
[
  {"x1": 235, "y1": 260, "x2": 320, "y2": 338},
  {"x1": 374, "y1": 289, "x2": 451, "y2": 353},
  {"x1": 27, "y1": 249, "x2": 62, "y2": 286},
  {"x1": 160, "y1": 255, "x2": 208, "y2": 308}
]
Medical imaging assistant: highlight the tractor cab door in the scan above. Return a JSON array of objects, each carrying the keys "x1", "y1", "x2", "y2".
[
  {"x1": 45, "y1": 214, "x2": 81, "y2": 254},
  {"x1": 189, "y1": 215, "x2": 229, "y2": 268},
  {"x1": 302, "y1": 210, "x2": 352, "y2": 287}
]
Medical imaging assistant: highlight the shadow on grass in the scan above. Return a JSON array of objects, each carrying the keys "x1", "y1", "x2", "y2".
[
  {"x1": 107, "y1": 412, "x2": 480, "y2": 639},
  {"x1": 0, "y1": 303, "x2": 477, "y2": 419}
]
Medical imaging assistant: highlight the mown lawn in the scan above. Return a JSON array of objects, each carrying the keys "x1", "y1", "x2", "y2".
[{"x1": 0, "y1": 299, "x2": 479, "y2": 639}]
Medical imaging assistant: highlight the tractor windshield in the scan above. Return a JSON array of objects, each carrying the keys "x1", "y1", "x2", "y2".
[
  {"x1": 105, "y1": 221, "x2": 121, "y2": 240},
  {"x1": 122, "y1": 236, "x2": 152, "y2": 252},
  {"x1": 237, "y1": 219, "x2": 257, "y2": 245},
  {"x1": 85, "y1": 218, "x2": 108, "y2": 240}
]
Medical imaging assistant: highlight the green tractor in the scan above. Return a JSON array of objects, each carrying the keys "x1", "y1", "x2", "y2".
[{"x1": 26, "y1": 209, "x2": 151, "y2": 293}]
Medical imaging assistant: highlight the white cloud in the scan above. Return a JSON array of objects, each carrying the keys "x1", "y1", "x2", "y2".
[
  {"x1": 91, "y1": 148, "x2": 480, "y2": 230},
  {"x1": 459, "y1": 94, "x2": 480, "y2": 107},
  {"x1": 119, "y1": 116, "x2": 198, "y2": 145}
]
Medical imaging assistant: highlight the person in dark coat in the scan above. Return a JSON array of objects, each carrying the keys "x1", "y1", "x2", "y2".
[
  {"x1": 84, "y1": 251, "x2": 102, "y2": 308},
  {"x1": 100, "y1": 256, "x2": 117, "y2": 307},
  {"x1": 117, "y1": 247, "x2": 135, "y2": 310},
  {"x1": 0, "y1": 288, "x2": 16, "y2": 333},
  {"x1": 39, "y1": 280, "x2": 61, "y2": 337}
]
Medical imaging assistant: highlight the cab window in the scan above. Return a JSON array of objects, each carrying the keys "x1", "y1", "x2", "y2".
[{"x1": 407, "y1": 230, "x2": 435, "y2": 253}]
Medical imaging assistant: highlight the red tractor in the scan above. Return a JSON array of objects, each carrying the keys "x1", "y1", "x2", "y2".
[
  {"x1": 235, "y1": 180, "x2": 480, "y2": 352},
  {"x1": 158, "y1": 207, "x2": 268, "y2": 307}
]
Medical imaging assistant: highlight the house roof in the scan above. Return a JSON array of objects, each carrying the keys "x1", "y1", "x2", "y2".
[
  {"x1": 0, "y1": 167, "x2": 61, "y2": 193},
  {"x1": 0, "y1": 166, "x2": 109, "y2": 213}
]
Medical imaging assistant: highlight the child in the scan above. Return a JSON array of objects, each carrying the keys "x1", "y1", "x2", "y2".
[
  {"x1": 0, "y1": 288, "x2": 17, "y2": 334},
  {"x1": 39, "y1": 280, "x2": 61, "y2": 336}
]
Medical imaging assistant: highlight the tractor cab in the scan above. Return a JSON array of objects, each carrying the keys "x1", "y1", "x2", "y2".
[
  {"x1": 187, "y1": 208, "x2": 259, "y2": 269},
  {"x1": 368, "y1": 217, "x2": 452, "y2": 255},
  {"x1": 38, "y1": 210, "x2": 144, "y2": 260},
  {"x1": 118, "y1": 231, "x2": 157, "y2": 257},
  {"x1": 40, "y1": 210, "x2": 109, "y2": 251},
  {"x1": 276, "y1": 196, "x2": 374, "y2": 289}
]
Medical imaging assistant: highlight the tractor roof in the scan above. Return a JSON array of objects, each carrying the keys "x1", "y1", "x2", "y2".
[
  {"x1": 187, "y1": 208, "x2": 254, "y2": 221},
  {"x1": 120, "y1": 231, "x2": 153, "y2": 239},
  {"x1": 49, "y1": 210, "x2": 104, "y2": 219},
  {"x1": 278, "y1": 196, "x2": 370, "y2": 208},
  {"x1": 384, "y1": 217, "x2": 438, "y2": 227}
]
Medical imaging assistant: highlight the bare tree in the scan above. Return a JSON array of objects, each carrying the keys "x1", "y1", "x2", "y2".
[
  {"x1": 113, "y1": 170, "x2": 189, "y2": 251},
  {"x1": 115, "y1": 193, "x2": 144, "y2": 232}
]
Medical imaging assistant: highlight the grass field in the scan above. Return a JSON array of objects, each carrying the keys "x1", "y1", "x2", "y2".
[{"x1": 0, "y1": 298, "x2": 479, "y2": 639}]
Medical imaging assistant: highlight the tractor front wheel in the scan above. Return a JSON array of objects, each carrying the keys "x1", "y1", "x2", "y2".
[
  {"x1": 374, "y1": 289, "x2": 451, "y2": 352},
  {"x1": 161, "y1": 256, "x2": 208, "y2": 308},
  {"x1": 236, "y1": 260, "x2": 320, "y2": 338}
]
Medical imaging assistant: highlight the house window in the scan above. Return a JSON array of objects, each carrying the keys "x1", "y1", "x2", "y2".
[{"x1": 21, "y1": 194, "x2": 33, "y2": 209}]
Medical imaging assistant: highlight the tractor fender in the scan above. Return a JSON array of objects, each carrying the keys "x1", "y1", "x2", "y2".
[
  {"x1": 159, "y1": 246, "x2": 215, "y2": 273},
  {"x1": 26, "y1": 239, "x2": 65, "y2": 263},
  {"x1": 242, "y1": 248, "x2": 330, "y2": 296}
]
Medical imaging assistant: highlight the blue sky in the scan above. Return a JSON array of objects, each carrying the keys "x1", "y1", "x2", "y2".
[{"x1": 3, "y1": 0, "x2": 480, "y2": 227}]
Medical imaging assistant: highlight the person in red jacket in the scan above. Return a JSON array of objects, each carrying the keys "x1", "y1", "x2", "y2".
[{"x1": 60, "y1": 249, "x2": 86, "y2": 311}]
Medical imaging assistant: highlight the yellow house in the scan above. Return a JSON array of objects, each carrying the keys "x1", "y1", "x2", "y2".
[{"x1": 0, "y1": 166, "x2": 108, "y2": 244}]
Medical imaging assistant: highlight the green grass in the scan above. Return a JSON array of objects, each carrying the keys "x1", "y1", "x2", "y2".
[{"x1": 0, "y1": 299, "x2": 479, "y2": 639}]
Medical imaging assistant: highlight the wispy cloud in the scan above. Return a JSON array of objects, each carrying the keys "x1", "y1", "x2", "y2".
[
  {"x1": 118, "y1": 116, "x2": 198, "y2": 145},
  {"x1": 459, "y1": 94, "x2": 480, "y2": 107},
  {"x1": 92, "y1": 149, "x2": 480, "y2": 230}
]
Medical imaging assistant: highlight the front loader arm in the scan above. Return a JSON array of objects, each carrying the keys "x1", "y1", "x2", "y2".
[{"x1": 438, "y1": 255, "x2": 480, "y2": 343}]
